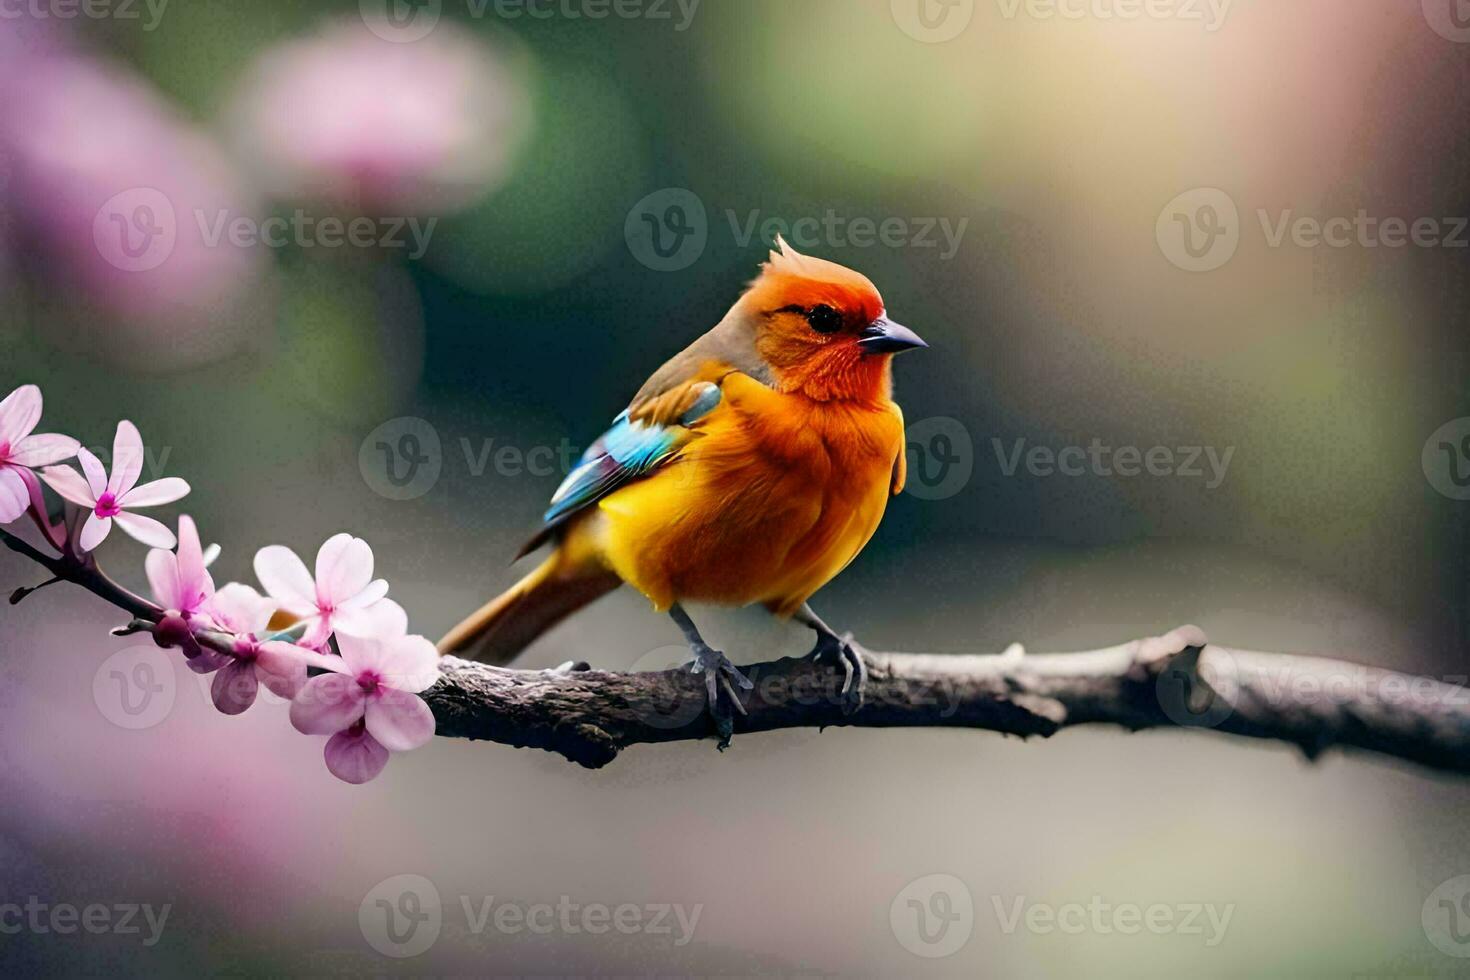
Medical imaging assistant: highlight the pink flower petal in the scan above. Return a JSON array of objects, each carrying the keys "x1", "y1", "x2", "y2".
[
  {"x1": 314, "y1": 533, "x2": 374, "y2": 606},
  {"x1": 145, "y1": 547, "x2": 182, "y2": 610},
  {"x1": 211, "y1": 658, "x2": 259, "y2": 715},
  {"x1": 0, "y1": 385, "x2": 41, "y2": 446},
  {"x1": 332, "y1": 597, "x2": 408, "y2": 639},
  {"x1": 335, "y1": 633, "x2": 389, "y2": 677},
  {"x1": 261, "y1": 640, "x2": 346, "y2": 675},
  {"x1": 184, "y1": 647, "x2": 231, "y2": 675},
  {"x1": 255, "y1": 642, "x2": 309, "y2": 699},
  {"x1": 113, "y1": 511, "x2": 177, "y2": 549},
  {"x1": 324, "y1": 728, "x2": 389, "y2": 784},
  {"x1": 205, "y1": 583, "x2": 276, "y2": 635},
  {"x1": 253, "y1": 545, "x2": 318, "y2": 613},
  {"x1": 77, "y1": 512, "x2": 112, "y2": 552},
  {"x1": 108, "y1": 420, "x2": 145, "y2": 496},
  {"x1": 121, "y1": 477, "x2": 190, "y2": 508},
  {"x1": 339, "y1": 577, "x2": 390, "y2": 609},
  {"x1": 380, "y1": 634, "x2": 440, "y2": 693},
  {"x1": 77, "y1": 447, "x2": 108, "y2": 499},
  {"x1": 364, "y1": 687, "x2": 435, "y2": 751},
  {"x1": 0, "y1": 466, "x2": 28, "y2": 524},
  {"x1": 40, "y1": 464, "x2": 95, "y2": 507},
  {"x1": 9, "y1": 433, "x2": 79, "y2": 468},
  {"x1": 299, "y1": 615, "x2": 334, "y2": 651},
  {"x1": 289, "y1": 672, "x2": 366, "y2": 735},
  {"x1": 172, "y1": 515, "x2": 213, "y2": 611}
]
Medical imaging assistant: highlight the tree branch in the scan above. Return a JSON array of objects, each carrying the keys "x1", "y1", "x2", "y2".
[
  {"x1": 424, "y1": 626, "x2": 1470, "y2": 773},
  {"x1": 7, "y1": 527, "x2": 1468, "y2": 777}
]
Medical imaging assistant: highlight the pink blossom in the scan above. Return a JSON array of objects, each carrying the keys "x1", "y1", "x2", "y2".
[
  {"x1": 201, "y1": 583, "x2": 309, "y2": 715},
  {"x1": 143, "y1": 514, "x2": 226, "y2": 673},
  {"x1": 253, "y1": 533, "x2": 406, "y2": 649},
  {"x1": 0, "y1": 384, "x2": 79, "y2": 524},
  {"x1": 289, "y1": 632, "x2": 439, "y2": 784},
  {"x1": 223, "y1": 20, "x2": 527, "y2": 214},
  {"x1": 1, "y1": 54, "x2": 264, "y2": 362},
  {"x1": 145, "y1": 514, "x2": 214, "y2": 618},
  {"x1": 39, "y1": 420, "x2": 188, "y2": 552}
]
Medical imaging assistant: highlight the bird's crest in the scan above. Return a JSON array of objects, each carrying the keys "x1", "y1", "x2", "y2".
[{"x1": 749, "y1": 234, "x2": 884, "y2": 322}]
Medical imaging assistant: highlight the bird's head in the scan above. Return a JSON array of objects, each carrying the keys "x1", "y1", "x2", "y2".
[{"x1": 739, "y1": 236, "x2": 926, "y2": 401}]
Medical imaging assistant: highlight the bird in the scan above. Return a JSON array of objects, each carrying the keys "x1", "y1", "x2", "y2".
[{"x1": 437, "y1": 235, "x2": 927, "y2": 741}]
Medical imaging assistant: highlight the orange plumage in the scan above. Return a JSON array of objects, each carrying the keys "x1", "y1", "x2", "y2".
[{"x1": 439, "y1": 237, "x2": 925, "y2": 718}]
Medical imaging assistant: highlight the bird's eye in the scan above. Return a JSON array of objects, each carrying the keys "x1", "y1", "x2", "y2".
[{"x1": 806, "y1": 304, "x2": 843, "y2": 334}]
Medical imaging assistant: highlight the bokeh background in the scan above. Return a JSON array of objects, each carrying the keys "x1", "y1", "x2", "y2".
[{"x1": 2, "y1": 0, "x2": 1469, "y2": 975}]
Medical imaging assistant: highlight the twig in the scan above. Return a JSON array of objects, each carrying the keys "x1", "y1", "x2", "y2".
[
  {"x1": 424, "y1": 627, "x2": 1470, "y2": 773},
  {"x1": 5, "y1": 527, "x2": 1468, "y2": 775}
]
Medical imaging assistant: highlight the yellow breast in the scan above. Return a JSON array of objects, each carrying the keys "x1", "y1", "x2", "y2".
[{"x1": 582, "y1": 379, "x2": 905, "y2": 615}]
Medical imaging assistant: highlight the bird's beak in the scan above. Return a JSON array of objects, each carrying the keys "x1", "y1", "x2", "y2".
[{"x1": 858, "y1": 316, "x2": 928, "y2": 354}]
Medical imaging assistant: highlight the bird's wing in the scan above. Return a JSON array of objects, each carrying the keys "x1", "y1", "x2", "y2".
[
  {"x1": 889, "y1": 403, "x2": 907, "y2": 496},
  {"x1": 516, "y1": 377, "x2": 725, "y2": 557},
  {"x1": 629, "y1": 308, "x2": 771, "y2": 410},
  {"x1": 517, "y1": 311, "x2": 774, "y2": 557}
]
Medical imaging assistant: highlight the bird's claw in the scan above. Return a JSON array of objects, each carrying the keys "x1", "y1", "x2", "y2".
[
  {"x1": 688, "y1": 644, "x2": 753, "y2": 748},
  {"x1": 808, "y1": 630, "x2": 868, "y2": 715}
]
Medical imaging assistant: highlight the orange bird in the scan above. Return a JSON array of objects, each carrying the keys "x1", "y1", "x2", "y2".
[{"x1": 438, "y1": 236, "x2": 926, "y2": 732}]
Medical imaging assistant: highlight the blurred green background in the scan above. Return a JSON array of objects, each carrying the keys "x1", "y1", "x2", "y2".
[{"x1": 2, "y1": 0, "x2": 1469, "y2": 975}]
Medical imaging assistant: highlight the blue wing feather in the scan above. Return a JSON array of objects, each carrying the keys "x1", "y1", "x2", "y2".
[
  {"x1": 542, "y1": 413, "x2": 679, "y2": 525},
  {"x1": 516, "y1": 381, "x2": 723, "y2": 558}
]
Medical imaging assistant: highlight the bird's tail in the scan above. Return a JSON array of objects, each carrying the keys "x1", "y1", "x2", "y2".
[{"x1": 436, "y1": 548, "x2": 621, "y2": 665}]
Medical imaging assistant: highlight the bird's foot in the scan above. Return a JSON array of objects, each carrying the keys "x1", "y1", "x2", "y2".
[
  {"x1": 807, "y1": 630, "x2": 868, "y2": 715},
  {"x1": 687, "y1": 643, "x2": 754, "y2": 749}
]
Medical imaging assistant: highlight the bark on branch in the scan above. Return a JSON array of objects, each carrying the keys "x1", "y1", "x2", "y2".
[
  {"x1": 6, "y1": 528, "x2": 1468, "y2": 776},
  {"x1": 425, "y1": 626, "x2": 1470, "y2": 773}
]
